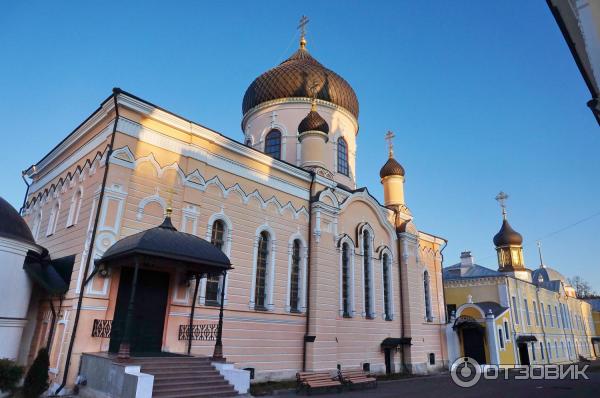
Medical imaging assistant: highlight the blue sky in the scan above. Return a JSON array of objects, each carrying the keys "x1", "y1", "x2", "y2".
[{"x1": 1, "y1": 1, "x2": 598, "y2": 289}]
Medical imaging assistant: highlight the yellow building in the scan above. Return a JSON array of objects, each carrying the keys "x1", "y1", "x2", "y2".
[{"x1": 444, "y1": 194, "x2": 597, "y2": 367}]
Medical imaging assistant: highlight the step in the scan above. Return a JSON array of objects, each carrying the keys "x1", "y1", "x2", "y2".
[
  {"x1": 145, "y1": 369, "x2": 221, "y2": 377},
  {"x1": 142, "y1": 364, "x2": 216, "y2": 371},
  {"x1": 154, "y1": 376, "x2": 227, "y2": 386},
  {"x1": 152, "y1": 381, "x2": 234, "y2": 392},
  {"x1": 153, "y1": 391, "x2": 237, "y2": 398}
]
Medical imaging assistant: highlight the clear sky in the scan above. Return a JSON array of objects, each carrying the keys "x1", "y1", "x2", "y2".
[{"x1": 1, "y1": 1, "x2": 598, "y2": 290}]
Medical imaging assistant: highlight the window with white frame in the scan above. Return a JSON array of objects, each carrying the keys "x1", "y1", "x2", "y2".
[
  {"x1": 66, "y1": 187, "x2": 83, "y2": 227},
  {"x1": 264, "y1": 129, "x2": 282, "y2": 159},
  {"x1": 547, "y1": 341, "x2": 552, "y2": 359},
  {"x1": 524, "y1": 299, "x2": 531, "y2": 326},
  {"x1": 341, "y1": 242, "x2": 353, "y2": 317},
  {"x1": 512, "y1": 296, "x2": 519, "y2": 324},
  {"x1": 46, "y1": 201, "x2": 60, "y2": 236},
  {"x1": 362, "y1": 230, "x2": 374, "y2": 319},
  {"x1": 32, "y1": 210, "x2": 42, "y2": 240},
  {"x1": 540, "y1": 302, "x2": 546, "y2": 327},
  {"x1": 424, "y1": 270, "x2": 432, "y2": 322},
  {"x1": 540, "y1": 341, "x2": 545, "y2": 360},
  {"x1": 548, "y1": 304, "x2": 554, "y2": 327},
  {"x1": 289, "y1": 239, "x2": 302, "y2": 313},
  {"x1": 498, "y1": 328, "x2": 505, "y2": 349},
  {"x1": 382, "y1": 252, "x2": 392, "y2": 321},
  {"x1": 503, "y1": 320, "x2": 509, "y2": 340},
  {"x1": 205, "y1": 219, "x2": 225, "y2": 305},
  {"x1": 531, "y1": 342, "x2": 536, "y2": 361},
  {"x1": 254, "y1": 231, "x2": 270, "y2": 310},
  {"x1": 555, "y1": 306, "x2": 561, "y2": 328},
  {"x1": 337, "y1": 138, "x2": 349, "y2": 176},
  {"x1": 533, "y1": 300, "x2": 539, "y2": 326}
]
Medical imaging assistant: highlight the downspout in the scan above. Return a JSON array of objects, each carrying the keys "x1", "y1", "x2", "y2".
[
  {"x1": 393, "y1": 208, "x2": 407, "y2": 373},
  {"x1": 20, "y1": 170, "x2": 32, "y2": 215},
  {"x1": 46, "y1": 298, "x2": 57, "y2": 354},
  {"x1": 438, "y1": 240, "x2": 448, "y2": 366},
  {"x1": 55, "y1": 88, "x2": 121, "y2": 394},
  {"x1": 302, "y1": 171, "x2": 316, "y2": 371}
]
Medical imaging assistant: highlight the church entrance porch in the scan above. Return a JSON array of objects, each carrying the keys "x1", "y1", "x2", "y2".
[{"x1": 109, "y1": 267, "x2": 170, "y2": 354}]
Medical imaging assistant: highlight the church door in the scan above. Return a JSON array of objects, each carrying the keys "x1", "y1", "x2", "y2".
[
  {"x1": 462, "y1": 328, "x2": 486, "y2": 364},
  {"x1": 109, "y1": 267, "x2": 170, "y2": 354},
  {"x1": 518, "y1": 343, "x2": 530, "y2": 366}
]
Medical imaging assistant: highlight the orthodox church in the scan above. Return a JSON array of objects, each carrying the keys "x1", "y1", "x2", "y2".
[
  {"x1": 1, "y1": 26, "x2": 447, "y2": 396},
  {"x1": 444, "y1": 194, "x2": 598, "y2": 367}
]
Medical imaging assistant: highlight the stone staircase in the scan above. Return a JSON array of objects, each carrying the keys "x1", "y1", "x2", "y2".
[{"x1": 133, "y1": 356, "x2": 238, "y2": 397}]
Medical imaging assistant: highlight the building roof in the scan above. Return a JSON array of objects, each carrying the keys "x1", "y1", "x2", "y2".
[
  {"x1": 493, "y1": 218, "x2": 523, "y2": 247},
  {"x1": 379, "y1": 157, "x2": 405, "y2": 178},
  {"x1": 242, "y1": 47, "x2": 359, "y2": 118},
  {"x1": 474, "y1": 301, "x2": 508, "y2": 317},
  {"x1": 98, "y1": 214, "x2": 232, "y2": 273},
  {"x1": 531, "y1": 267, "x2": 570, "y2": 286},
  {"x1": 298, "y1": 108, "x2": 329, "y2": 134},
  {"x1": 0, "y1": 196, "x2": 36, "y2": 246},
  {"x1": 443, "y1": 262, "x2": 502, "y2": 280}
]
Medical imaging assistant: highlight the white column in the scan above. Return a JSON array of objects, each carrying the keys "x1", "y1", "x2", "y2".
[{"x1": 485, "y1": 311, "x2": 500, "y2": 365}]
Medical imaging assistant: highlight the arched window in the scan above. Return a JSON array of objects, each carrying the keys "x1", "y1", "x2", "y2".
[
  {"x1": 264, "y1": 130, "x2": 282, "y2": 159},
  {"x1": 66, "y1": 188, "x2": 83, "y2": 227},
  {"x1": 289, "y1": 239, "x2": 301, "y2": 312},
  {"x1": 255, "y1": 231, "x2": 270, "y2": 310},
  {"x1": 382, "y1": 253, "x2": 392, "y2": 321},
  {"x1": 32, "y1": 210, "x2": 42, "y2": 240},
  {"x1": 341, "y1": 242, "x2": 352, "y2": 317},
  {"x1": 206, "y1": 219, "x2": 225, "y2": 305},
  {"x1": 46, "y1": 201, "x2": 60, "y2": 237},
  {"x1": 424, "y1": 270, "x2": 432, "y2": 322},
  {"x1": 337, "y1": 138, "x2": 349, "y2": 176},
  {"x1": 363, "y1": 231, "x2": 374, "y2": 319}
]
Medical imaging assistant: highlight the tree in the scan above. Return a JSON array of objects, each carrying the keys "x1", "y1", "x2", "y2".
[
  {"x1": 0, "y1": 358, "x2": 23, "y2": 393},
  {"x1": 568, "y1": 275, "x2": 596, "y2": 298},
  {"x1": 23, "y1": 348, "x2": 49, "y2": 398}
]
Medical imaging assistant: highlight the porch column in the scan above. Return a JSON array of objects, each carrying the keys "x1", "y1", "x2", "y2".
[
  {"x1": 446, "y1": 313, "x2": 461, "y2": 367},
  {"x1": 188, "y1": 275, "x2": 201, "y2": 355},
  {"x1": 485, "y1": 311, "x2": 499, "y2": 365},
  {"x1": 118, "y1": 258, "x2": 140, "y2": 360},
  {"x1": 212, "y1": 271, "x2": 227, "y2": 361}
]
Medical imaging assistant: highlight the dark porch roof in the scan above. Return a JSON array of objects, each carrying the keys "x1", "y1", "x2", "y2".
[
  {"x1": 24, "y1": 253, "x2": 75, "y2": 295},
  {"x1": 591, "y1": 337, "x2": 600, "y2": 343},
  {"x1": 453, "y1": 315, "x2": 484, "y2": 331},
  {"x1": 97, "y1": 215, "x2": 232, "y2": 274},
  {"x1": 381, "y1": 337, "x2": 412, "y2": 348},
  {"x1": 516, "y1": 335, "x2": 538, "y2": 343}
]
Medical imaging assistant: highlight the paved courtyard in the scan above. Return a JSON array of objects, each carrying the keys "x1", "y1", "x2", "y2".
[{"x1": 267, "y1": 370, "x2": 600, "y2": 398}]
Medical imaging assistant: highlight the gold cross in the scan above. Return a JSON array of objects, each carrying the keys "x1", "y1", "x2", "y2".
[
  {"x1": 165, "y1": 187, "x2": 177, "y2": 217},
  {"x1": 298, "y1": 15, "x2": 309, "y2": 48},
  {"x1": 495, "y1": 191, "x2": 509, "y2": 219},
  {"x1": 385, "y1": 131, "x2": 395, "y2": 157}
]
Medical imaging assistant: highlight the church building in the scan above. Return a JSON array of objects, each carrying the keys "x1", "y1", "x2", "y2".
[
  {"x1": 444, "y1": 193, "x2": 598, "y2": 367},
  {"x1": 4, "y1": 26, "x2": 448, "y2": 395}
]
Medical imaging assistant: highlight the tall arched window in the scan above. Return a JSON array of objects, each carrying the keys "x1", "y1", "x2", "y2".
[
  {"x1": 363, "y1": 231, "x2": 374, "y2": 319},
  {"x1": 424, "y1": 270, "x2": 432, "y2": 322},
  {"x1": 382, "y1": 253, "x2": 392, "y2": 321},
  {"x1": 289, "y1": 239, "x2": 301, "y2": 312},
  {"x1": 255, "y1": 231, "x2": 270, "y2": 310},
  {"x1": 66, "y1": 188, "x2": 83, "y2": 227},
  {"x1": 264, "y1": 130, "x2": 282, "y2": 159},
  {"x1": 46, "y1": 201, "x2": 60, "y2": 237},
  {"x1": 342, "y1": 242, "x2": 351, "y2": 317},
  {"x1": 337, "y1": 138, "x2": 349, "y2": 176},
  {"x1": 206, "y1": 219, "x2": 225, "y2": 305}
]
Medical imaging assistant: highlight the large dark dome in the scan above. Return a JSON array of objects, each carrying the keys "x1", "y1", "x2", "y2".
[
  {"x1": 0, "y1": 196, "x2": 35, "y2": 245},
  {"x1": 242, "y1": 47, "x2": 359, "y2": 118},
  {"x1": 493, "y1": 219, "x2": 523, "y2": 247}
]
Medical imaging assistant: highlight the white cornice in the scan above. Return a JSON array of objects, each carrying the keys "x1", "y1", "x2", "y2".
[
  {"x1": 116, "y1": 93, "x2": 312, "y2": 183},
  {"x1": 241, "y1": 97, "x2": 359, "y2": 133}
]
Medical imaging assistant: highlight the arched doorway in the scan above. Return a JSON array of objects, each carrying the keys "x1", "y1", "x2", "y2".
[{"x1": 461, "y1": 327, "x2": 486, "y2": 364}]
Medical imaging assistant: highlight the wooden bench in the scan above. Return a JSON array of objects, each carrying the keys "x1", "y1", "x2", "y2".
[
  {"x1": 338, "y1": 369, "x2": 378, "y2": 389},
  {"x1": 296, "y1": 371, "x2": 342, "y2": 395}
]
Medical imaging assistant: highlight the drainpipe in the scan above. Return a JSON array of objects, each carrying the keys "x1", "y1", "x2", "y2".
[
  {"x1": 20, "y1": 170, "x2": 32, "y2": 215},
  {"x1": 438, "y1": 240, "x2": 448, "y2": 366},
  {"x1": 55, "y1": 88, "x2": 121, "y2": 395},
  {"x1": 46, "y1": 298, "x2": 57, "y2": 355},
  {"x1": 302, "y1": 171, "x2": 316, "y2": 371},
  {"x1": 393, "y1": 208, "x2": 407, "y2": 373}
]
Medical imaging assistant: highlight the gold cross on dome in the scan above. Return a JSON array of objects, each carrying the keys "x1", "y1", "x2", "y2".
[
  {"x1": 385, "y1": 131, "x2": 395, "y2": 157},
  {"x1": 495, "y1": 191, "x2": 509, "y2": 219},
  {"x1": 165, "y1": 187, "x2": 177, "y2": 217},
  {"x1": 298, "y1": 15, "x2": 309, "y2": 48}
]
